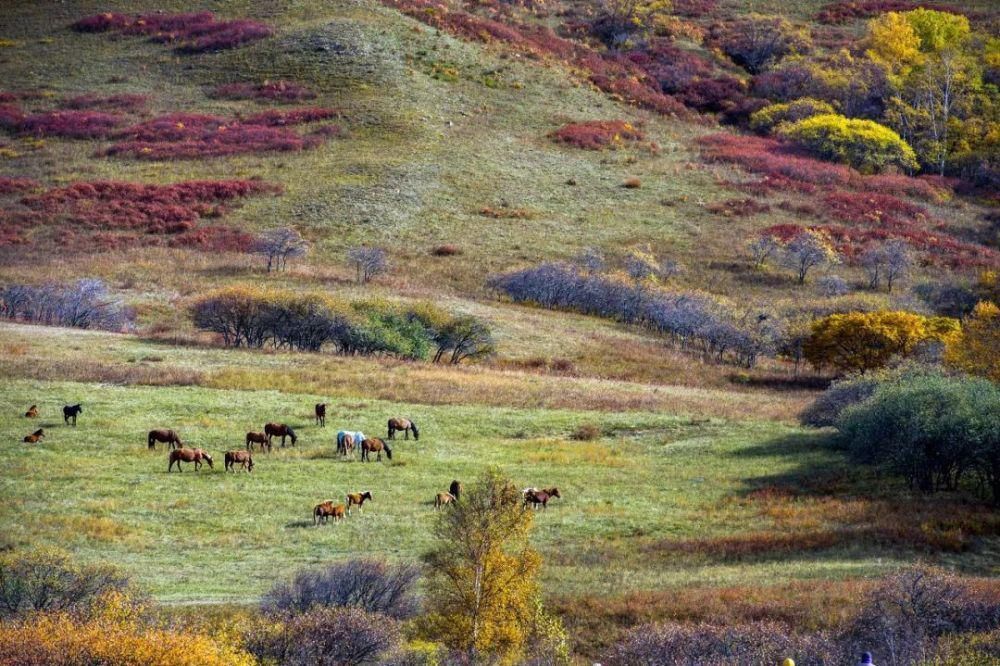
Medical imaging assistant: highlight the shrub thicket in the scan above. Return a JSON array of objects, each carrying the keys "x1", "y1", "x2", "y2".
[
  {"x1": 0, "y1": 279, "x2": 132, "y2": 331},
  {"x1": 779, "y1": 114, "x2": 919, "y2": 173}
]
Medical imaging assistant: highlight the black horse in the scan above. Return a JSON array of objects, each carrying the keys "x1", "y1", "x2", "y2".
[{"x1": 63, "y1": 404, "x2": 82, "y2": 426}]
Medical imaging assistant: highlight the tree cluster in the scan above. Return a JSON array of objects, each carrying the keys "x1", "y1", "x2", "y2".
[{"x1": 0, "y1": 279, "x2": 133, "y2": 332}]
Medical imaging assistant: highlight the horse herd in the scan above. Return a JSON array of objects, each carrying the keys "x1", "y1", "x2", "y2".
[{"x1": 19, "y1": 402, "x2": 562, "y2": 525}]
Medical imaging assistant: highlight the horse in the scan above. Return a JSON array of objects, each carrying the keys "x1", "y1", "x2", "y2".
[
  {"x1": 264, "y1": 423, "x2": 297, "y2": 447},
  {"x1": 387, "y1": 417, "x2": 419, "y2": 440},
  {"x1": 246, "y1": 431, "x2": 269, "y2": 453},
  {"x1": 168, "y1": 448, "x2": 213, "y2": 472},
  {"x1": 313, "y1": 501, "x2": 345, "y2": 525},
  {"x1": 148, "y1": 429, "x2": 183, "y2": 451},
  {"x1": 23, "y1": 429, "x2": 44, "y2": 443},
  {"x1": 346, "y1": 491, "x2": 372, "y2": 514},
  {"x1": 224, "y1": 450, "x2": 254, "y2": 473},
  {"x1": 24, "y1": 405, "x2": 38, "y2": 418},
  {"x1": 360, "y1": 438, "x2": 392, "y2": 462},
  {"x1": 315, "y1": 403, "x2": 327, "y2": 427},
  {"x1": 434, "y1": 492, "x2": 455, "y2": 509},
  {"x1": 524, "y1": 487, "x2": 561, "y2": 509},
  {"x1": 449, "y1": 480, "x2": 462, "y2": 501},
  {"x1": 63, "y1": 404, "x2": 82, "y2": 426},
  {"x1": 336, "y1": 431, "x2": 364, "y2": 457}
]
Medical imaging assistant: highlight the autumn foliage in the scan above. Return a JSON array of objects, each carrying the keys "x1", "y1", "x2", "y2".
[
  {"x1": 549, "y1": 120, "x2": 645, "y2": 150},
  {"x1": 71, "y1": 11, "x2": 273, "y2": 54}
]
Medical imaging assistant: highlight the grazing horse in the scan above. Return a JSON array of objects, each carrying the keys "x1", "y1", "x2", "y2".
[
  {"x1": 24, "y1": 405, "x2": 38, "y2": 418},
  {"x1": 449, "y1": 480, "x2": 463, "y2": 501},
  {"x1": 315, "y1": 403, "x2": 327, "y2": 427},
  {"x1": 23, "y1": 428, "x2": 44, "y2": 443},
  {"x1": 360, "y1": 438, "x2": 392, "y2": 462},
  {"x1": 148, "y1": 429, "x2": 183, "y2": 451},
  {"x1": 264, "y1": 423, "x2": 297, "y2": 448},
  {"x1": 246, "y1": 431, "x2": 269, "y2": 452},
  {"x1": 346, "y1": 491, "x2": 373, "y2": 514},
  {"x1": 336, "y1": 431, "x2": 365, "y2": 457},
  {"x1": 168, "y1": 448, "x2": 213, "y2": 472},
  {"x1": 434, "y1": 492, "x2": 455, "y2": 509},
  {"x1": 224, "y1": 450, "x2": 254, "y2": 473},
  {"x1": 523, "y1": 487, "x2": 561, "y2": 510},
  {"x1": 314, "y1": 501, "x2": 345, "y2": 525},
  {"x1": 387, "y1": 417, "x2": 419, "y2": 440},
  {"x1": 63, "y1": 404, "x2": 82, "y2": 426}
]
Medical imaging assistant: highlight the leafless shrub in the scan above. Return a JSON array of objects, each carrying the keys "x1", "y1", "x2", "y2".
[
  {"x1": 252, "y1": 226, "x2": 310, "y2": 272},
  {"x1": 348, "y1": 246, "x2": 388, "y2": 284}
]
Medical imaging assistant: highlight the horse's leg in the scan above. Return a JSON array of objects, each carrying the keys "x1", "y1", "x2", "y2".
[{"x1": 405, "y1": 428, "x2": 409, "y2": 440}]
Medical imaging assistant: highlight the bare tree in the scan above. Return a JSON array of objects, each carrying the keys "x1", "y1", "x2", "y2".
[
  {"x1": 782, "y1": 230, "x2": 839, "y2": 284},
  {"x1": 253, "y1": 227, "x2": 310, "y2": 272},
  {"x1": 348, "y1": 246, "x2": 388, "y2": 284},
  {"x1": 748, "y1": 235, "x2": 783, "y2": 270},
  {"x1": 862, "y1": 239, "x2": 913, "y2": 293},
  {"x1": 0, "y1": 279, "x2": 132, "y2": 331}
]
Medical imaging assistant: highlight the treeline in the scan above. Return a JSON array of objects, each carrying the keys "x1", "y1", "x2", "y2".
[
  {"x1": 488, "y1": 262, "x2": 780, "y2": 368},
  {"x1": 191, "y1": 286, "x2": 494, "y2": 362},
  {"x1": 0, "y1": 279, "x2": 133, "y2": 332}
]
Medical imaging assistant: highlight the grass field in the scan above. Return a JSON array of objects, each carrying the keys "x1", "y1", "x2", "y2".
[{"x1": 2, "y1": 323, "x2": 997, "y2": 607}]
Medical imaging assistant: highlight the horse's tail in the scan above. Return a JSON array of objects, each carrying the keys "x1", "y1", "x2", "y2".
[{"x1": 410, "y1": 421, "x2": 419, "y2": 440}]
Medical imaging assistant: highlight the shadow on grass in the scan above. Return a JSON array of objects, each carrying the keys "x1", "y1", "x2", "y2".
[{"x1": 285, "y1": 519, "x2": 317, "y2": 529}]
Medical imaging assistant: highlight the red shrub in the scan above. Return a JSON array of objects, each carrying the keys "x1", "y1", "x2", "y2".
[
  {"x1": 760, "y1": 223, "x2": 805, "y2": 242},
  {"x1": 432, "y1": 244, "x2": 462, "y2": 256},
  {"x1": 18, "y1": 110, "x2": 123, "y2": 139},
  {"x1": 817, "y1": 1, "x2": 967, "y2": 24},
  {"x1": 672, "y1": 0, "x2": 719, "y2": 17},
  {"x1": 103, "y1": 111, "x2": 339, "y2": 159},
  {"x1": 59, "y1": 93, "x2": 148, "y2": 112},
  {"x1": 549, "y1": 120, "x2": 645, "y2": 150},
  {"x1": 626, "y1": 41, "x2": 714, "y2": 94},
  {"x1": 861, "y1": 173, "x2": 953, "y2": 202},
  {"x1": 0, "y1": 104, "x2": 24, "y2": 130},
  {"x1": 168, "y1": 225, "x2": 254, "y2": 252},
  {"x1": 0, "y1": 177, "x2": 40, "y2": 195},
  {"x1": 750, "y1": 66, "x2": 815, "y2": 103},
  {"x1": 71, "y1": 11, "x2": 272, "y2": 54},
  {"x1": 823, "y1": 191, "x2": 930, "y2": 228},
  {"x1": 208, "y1": 81, "x2": 316, "y2": 103},
  {"x1": 698, "y1": 133, "x2": 855, "y2": 189},
  {"x1": 675, "y1": 75, "x2": 748, "y2": 114}
]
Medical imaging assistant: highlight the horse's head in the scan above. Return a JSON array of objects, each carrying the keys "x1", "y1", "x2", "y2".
[
  {"x1": 288, "y1": 427, "x2": 297, "y2": 444},
  {"x1": 548, "y1": 487, "x2": 561, "y2": 498},
  {"x1": 246, "y1": 456, "x2": 254, "y2": 472},
  {"x1": 383, "y1": 443, "x2": 392, "y2": 460},
  {"x1": 410, "y1": 421, "x2": 419, "y2": 440},
  {"x1": 201, "y1": 452, "x2": 214, "y2": 468},
  {"x1": 362, "y1": 491, "x2": 372, "y2": 501}
]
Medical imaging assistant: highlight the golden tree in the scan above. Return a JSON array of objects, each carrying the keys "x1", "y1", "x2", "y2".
[
  {"x1": 947, "y1": 301, "x2": 1000, "y2": 382},
  {"x1": 422, "y1": 468, "x2": 543, "y2": 664}
]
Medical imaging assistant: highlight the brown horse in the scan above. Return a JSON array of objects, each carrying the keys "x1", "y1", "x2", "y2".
[
  {"x1": 387, "y1": 417, "x2": 419, "y2": 440},
  {"x1": 313, "y1": 501, "x2": 345, "y2": 525},
  {"x1": 24, "y1": 405, "x2": 38, "y2": 418},
  {"x1": 434, "y1": 492, "x2": 455, "y2": 509},
  {"x1": 148, "y1": 429, "x2": 183, "y2": 451},
  {"x1": 360, "y1": 438, "x2": 392, "y2": 462},
  {"x1": 264, "y1": 423, "x2": 297, "y2": 447},
  {"x1": 63, "y1": 404, "x2": 82, "y2": 426},
  {"x1": 224, "y1": 450, "x2": 254, "y2": 473},
  {"x1": 315, "y1": 403, "x2": 327, "y2": 427},
  {"x1": 523, "y1": 487, "x2": 561, "y2": 509},
  {"x1": 346, "y1": 491, "x2": 373, "y2": 514},
  {"x1": 23, "y1": 428, "x2": 44, "y2": 443},
  {"x1": 449, "y1": 480, "x2": 463, "y2": 501},
  {"x1": 168, "y1": 448, "x2": 213, "y2": 472},
  {"x1": 246, "y1": 431, "x2": 269, "y2": 452}
]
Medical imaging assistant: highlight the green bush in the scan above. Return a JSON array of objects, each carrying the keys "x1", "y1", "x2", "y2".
[
  {"x1": 779, "y1": 113, "x2": 919, "y2": 173},
  {"x1": 749, "y1": 98, "x2": 835, "y2": 134},
  {"x1": 836, "y1": 372, "x2": 1000, "y2": 501}
]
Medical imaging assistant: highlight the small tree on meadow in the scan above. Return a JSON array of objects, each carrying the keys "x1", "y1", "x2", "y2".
[
  {"x1": 253, "y1": 227, "x2": 310, "y2": 272},
  {"x1": 748, "y1": 235, "x2": 784, "y2": 270},
  {"x1": 422, "y1": 468, "x2": 544, "y2": 663},
  {"x1": 782, "y1": 230, "x2": 839, "y2": 284},
  {"x1": 348, "y1": 247, "x2": 388, "y2": 284},
  {"x1": 860, "y1": 239, "x2": 913, "y2": 292}
]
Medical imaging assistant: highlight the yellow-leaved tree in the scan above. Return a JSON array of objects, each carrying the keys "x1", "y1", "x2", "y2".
[
  {"x1": 422, "y1": 468, "x2": 566, "y2": 664},
  {"x1": 947, "y1": 301, "x2": 1000, "y2": 382},
  {"x1": 804, "y1": 310, "x2": 960, "y2": 374}
]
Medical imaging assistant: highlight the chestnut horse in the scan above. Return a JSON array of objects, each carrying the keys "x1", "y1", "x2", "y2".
[
  {"x1": 434, "y1": 492, "x2": 455, "y2": 509},
  {"x1": 524, "y1": 487, "x2": 561, "y2": 509},
  {"x1": 63, "y1": 404, "x2": 82, "y2": 426},
  {"x1": 224, "y1": 450, "x2": 254, "y2": 473},
  {"x1": 336, "y1": 430, "x2": 364, "y2": 457},
  {"x1": 148, "y1": 429, "x2": 182, "y2": 451},
  {"x1": 314, "y1": 501, "x2": 345, "y2": 525},
  {"x1": 23, "y1": 428, "x2": 44, "y2": 443},
  {"x1": 24, "y1": 405, "x2": 38, "y2": 418},
  {"x1": 315, "y1": 403, "x2": 327, "y2": 427},
  {"x1": 264, "y1": 423, "x2": 297, "y2": 447},
  {"x1": 168, "y1": 448, "x2": 213, "y2": 472},
  {"x1": 360, "y1": 438, "x2": 392, "y2": 462},
  {"x1": 387, "y1": 417, "x2": 419, "y2": 440},
  {"x1": 246, "y1": 431, "x2": 269, "y2": 452},
  {"x1": 346, "y1": 491, "x2": 372, "y2": 514}
]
